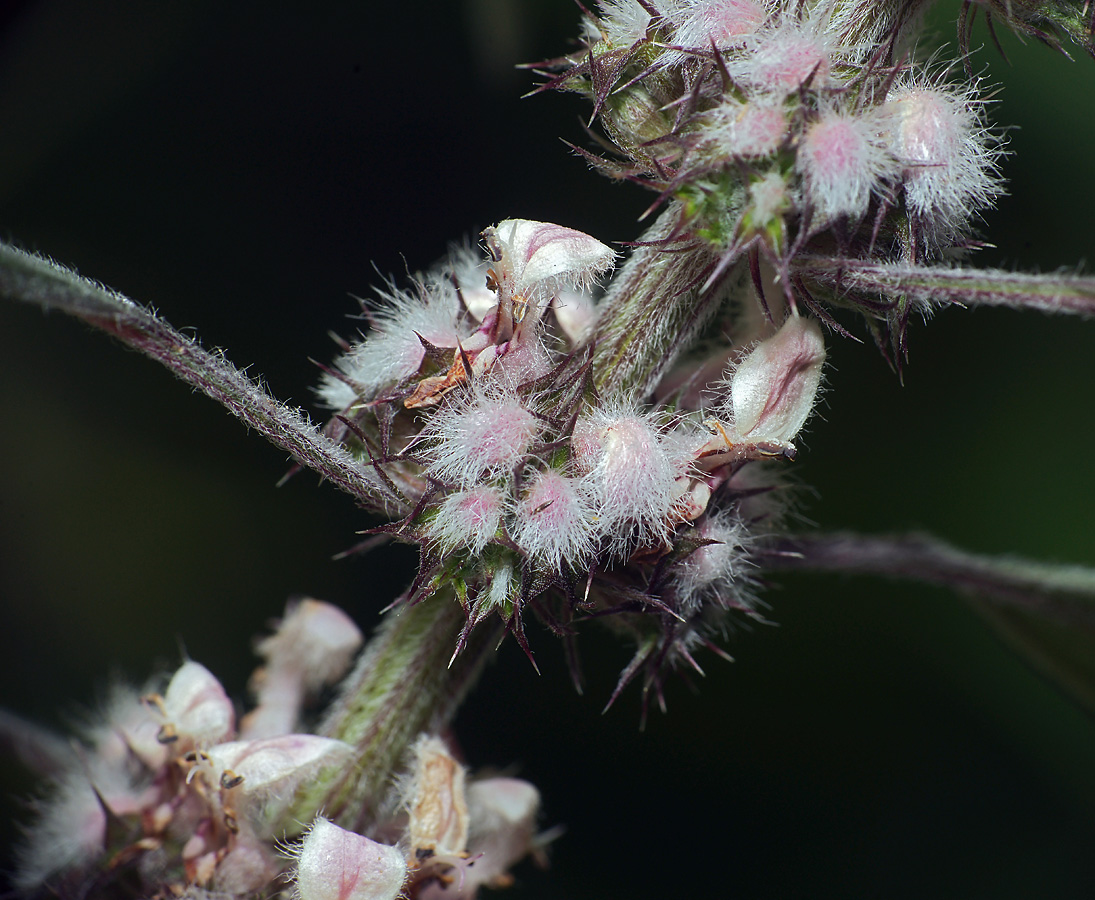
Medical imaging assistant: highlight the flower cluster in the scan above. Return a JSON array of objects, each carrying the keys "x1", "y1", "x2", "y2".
[
  {"x1": 319, "y1": 216, "x2": 825, "y2": 703},
  {"x1": 290, "y1": 736, "x2": 541, "y2": 900},
  {"x1": 9, "y1": 2, "x2": 1094, "y2": 898},
  {"x1": 545, "y1": 0, "x2": 1005, "y2": 359},
  {"x1": 13, "y1": 600, "x2": 541, "y2": 899}
]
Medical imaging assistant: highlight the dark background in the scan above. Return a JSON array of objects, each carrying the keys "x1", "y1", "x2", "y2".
[{"x1": 2, "y1": 2, "x2": 1095, "y2": 897}]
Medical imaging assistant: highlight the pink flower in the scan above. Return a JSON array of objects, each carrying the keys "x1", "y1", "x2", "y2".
[
  {"x1": 702, "y1": 98, "x2": 788, "y2": 159},
  {"x1": 670, "y1": 0, "x2": 767, "y2": 50},
  {"x1": 798, "y1": 107, "x2": 897, "y2": 222},
  {"x1": 427, "y1": 485, "x2": 507, "y2": 554},
  {"x1": 423, "y1": 387, "x2": 540, "y2": 487},
  {"x1": 294, "y1": 817, "x2": 407, "y2": 900},
  {"x1": 731, "y1": 18, "x2": 834, "y2": 94},
  {"x1": 884, "y1": 81, "x2": 1002, "y2": 241},
  {"x1": 572, "y1": 404, "x2": 678, "y2": 552},
  {"x1": 512, "y1": 468, "x2": 597, "y2": 570}
]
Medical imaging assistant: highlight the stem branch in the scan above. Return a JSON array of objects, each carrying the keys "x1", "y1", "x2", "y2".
[
  {"x1": 763, "y1": 531, "x2": 1095, "y2": 628},
  {"x1": 0, "y1": 242, "x2": 394, "y2": 511},
  {"x1": 794, "y1": 256, "x2": 1095, "y2": 317}
]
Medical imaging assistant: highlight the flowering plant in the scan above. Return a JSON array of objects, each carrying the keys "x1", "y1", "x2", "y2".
[{"x1": 2, "y1": 2, "x2": 1095, "y2": 897}]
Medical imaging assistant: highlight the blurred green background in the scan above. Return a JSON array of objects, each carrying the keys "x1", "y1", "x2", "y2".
[{"x1": 2, "y1": 2, "x2": 1094, "y2": 897}]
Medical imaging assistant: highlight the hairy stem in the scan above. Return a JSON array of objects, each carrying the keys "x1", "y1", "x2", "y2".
[
  {"x1": 763, "y1": 532, "x2": 1095, "y2": 628},
  {"x1": 794, "y1": 256, "x2": 1095, "y2": 317},
  {"x1": 591, "y1": 206, "x2": 742, "y2": 399},
  {"x1": 288, "y1": 590, "x2": 500, "y2": 836},
  {"x1": 0, "y1": 242, "x2": 396, "y2": 512}
]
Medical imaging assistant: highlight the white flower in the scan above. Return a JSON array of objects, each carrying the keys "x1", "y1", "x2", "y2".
[
  {"x1": 158, "y1": 660, "x2": 235, "y2": 749},
  {"x1": 294, "y1": 817, "x2": 407, "y2": 900},
  {"x1": 200, "y1": 734, "x2": 352, "y2": 801},
  {"x1": 482, "y1": 218, "x2": 615, "y2": 307},
  {"x1": 722, "y1": 314, "x2": 826, "y2": 446},
  {"x1": 240, "y1": 599, "x2": 363, "y2": 740}
]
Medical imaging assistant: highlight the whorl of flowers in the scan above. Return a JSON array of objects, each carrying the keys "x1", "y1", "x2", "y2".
[
  {"x1": 319, "y1": 216, "x2": 825, "y2": 701},
  {"x1": 541, "y1": 0, "x2": 1007, "y2": 361},
  {"x1": 14, "y1": 601, "x2": 360, "y2": 895},
  {"x1": 14, "y1": 602, "x2": 542, "y2": 899}
]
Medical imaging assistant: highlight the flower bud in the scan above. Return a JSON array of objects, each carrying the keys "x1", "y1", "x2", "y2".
[
  {"x1": 512, "y1": 468, "x2": 597, "y2": 570},
  {"x1": 737, "y1": 171, "x2": 793, "y2": 253},
  {"x1": 572, "y1": 405, "x2": 677, "y2": 551},
  {"x1": 673, "y1": 509, "x2": 752, "y2": 614},
  {"x1": 798, "y1": 108, "x2": 897, "y2": 222},
  {"x1": 318, "y1": 279, "x2": 469, "y2": 408},
  {"x1": 731, "y1": 20, "x2": 833, "y2": 94},
  {"x1": 424, "y1": 389, "x2": 540, "y2": 488},
  {"x1": 427, "y1": 485, "x2": 506, "y2": 555},
  {"x1": 294, "y1": 817, "x2": 407, "y2": 900},
  {"x1": 703, "y1": 98, "x2": 788, "y2": 160},
  {"x1": 601, "y1": 86, "x2": 677, "y2": 166},
  {"x1": 724, "y1": 314, "x2": 825, "y2": 446},
  {"x1": 883, "y1": 82, "x2": 1000, "y2": 238},
  {"x1": 670, "y1": 0, "x2": 767, "y2": 50}
]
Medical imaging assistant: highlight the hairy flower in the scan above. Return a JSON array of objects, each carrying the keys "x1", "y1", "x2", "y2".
[
  {"x1": 721, "y1": 313, "x2": 826, "y2": 447},
  {"x1": 427, "y1": 484, "x2": 507, "y2": 555},
  {"x1": 10, "y1": 2, "x2": 1095, "y2": 898},
  {"x1": 798, "y1": 106, "x2": 898, "y2": 224},
  {"x1": 668, "y1": 0, "x2": 768, "y2": 51},
  {"x1": 672, "y1": 508, "x2": 754, "y2": 614},
  {"x1": 421, "y1": 387, "x2": 541, "y2": 488},
  {"x1": 572, "y1": 404, "x2": 679, "y2": 552},
  {"x1": 884, "y1": 77, "x2": 1003, "y2": 246},
  {"x1": 701, "y1": 96, "x2": 789, "y2": 160},
  {"x1": 512, "y1": 467, "x2": 598, "y2": 571},
  {"x1": 729, "y1": 15, "x2": 836, "y2": 93},
  {"x1": 317, "y1": 275, "x2": 471, "y2": 409},
  {"x1": 293, "y1": 817, "x2": 406, "y2": 900}
]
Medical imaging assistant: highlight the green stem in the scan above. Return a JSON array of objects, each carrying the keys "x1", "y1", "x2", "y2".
[
  {"x1": 591, "y1": 206, "x2": 742, "y2": 399},
  {"x1": 286, "y1": 590, "x2": 499, "y2": 836}
]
